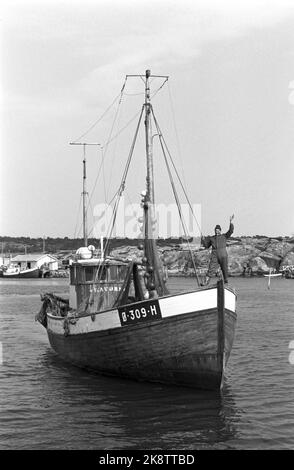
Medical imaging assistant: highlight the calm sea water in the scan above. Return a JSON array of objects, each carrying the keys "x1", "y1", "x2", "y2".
[{"x1": 0, "y1": 276, "x2": 293, "y2": 450}]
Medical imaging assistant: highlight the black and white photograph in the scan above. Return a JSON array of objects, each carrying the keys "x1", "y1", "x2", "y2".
[{"x1": 0, "y1": 0, "x2": 294, "y2": 456}]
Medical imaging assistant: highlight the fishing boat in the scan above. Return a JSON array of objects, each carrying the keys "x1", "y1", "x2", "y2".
[
  {"x1": 2, "y1": 265, "x2": 41, "y2": 278},
  {"x1": 36, "y1": 70, "x2": 237, "y2": 390},
  {"x1": 0, "y1": 253, "x2": 58, "y2": 278}
]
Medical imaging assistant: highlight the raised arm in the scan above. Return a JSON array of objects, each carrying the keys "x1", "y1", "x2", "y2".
[{"x1": 225, "y1": 214, "x2": 234, "y2": 238}]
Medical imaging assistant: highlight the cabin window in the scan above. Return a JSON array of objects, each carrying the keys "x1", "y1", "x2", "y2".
[
  {"x1": 77, "y1": 267, "x2": 85, "y2": 283},
  {"x1": 117, "y1": 264, "x2": 129, "y2": 281},
  {"x1": 71, "y1": 263, "x2": 129, "y2": 285},
  {"x1": 109, "y1": 265, "x2": 117, "y2": 281},
  {"x1": 85, "y1": 266, "x2": 95, "y2": 281},
  {"x1": 27, "y1": 262, "x2": 31, "y2": 269},
  {"x1": 98, "y1": 266, "x2": 107, "y2": 281},
  {"x1": 70, "y1": 266, "x2": 76, "y2": 284}
]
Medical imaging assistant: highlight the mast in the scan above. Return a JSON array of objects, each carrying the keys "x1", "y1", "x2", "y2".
[
  {"x1": 144, "y1": 69, "x2": 154, "y2": 205},
  {"x1": 141, "y1": 69, "x2": 169, "y2": 296},
  {"x1": 70, "y1": 142, "x2": 101, "y2": 247},
  {"x1": 126, "y1": 70, "x2": 168, "y2": 207}
]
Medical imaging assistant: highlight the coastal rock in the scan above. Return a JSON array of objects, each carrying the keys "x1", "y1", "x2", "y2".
[
  {"x1": 249, "y1": 256, "x2": 270, "y2": 274},
  {"x1": 106, "y1": 237, "x2": 294, "y2": 277},
  {"x1": 226, "y1": 242, "x2": 260, "y2": 275},
  {"x1": 261, "y1": 240, "x2": 294, "y2": 258},
  {"x1": 280, "y1": 251, "x2": 294, "y2": 267},
  {"x1": 228, "y1": 259, "x2": 246, "y2": 276}
]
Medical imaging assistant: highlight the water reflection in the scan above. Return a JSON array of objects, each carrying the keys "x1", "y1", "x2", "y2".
[{"x1": 36, "y1": 349, "x2": 241, "y2": 450}]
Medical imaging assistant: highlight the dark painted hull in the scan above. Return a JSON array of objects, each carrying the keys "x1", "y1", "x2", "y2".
[
  {"x1": 3, "y1": 268, "x2": 41, "y2": 278},
  {"x1": 46, "y1": 299, "x2": 236, "y2": 390}
]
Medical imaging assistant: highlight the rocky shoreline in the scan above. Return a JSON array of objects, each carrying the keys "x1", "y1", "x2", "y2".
[{"x1": 110, "y1": 236, "x2": 294, "y2": 277}]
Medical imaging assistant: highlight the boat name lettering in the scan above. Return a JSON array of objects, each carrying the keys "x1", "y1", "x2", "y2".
[
  {"x1": 89, "y1": 285, "x2": 121, "y2": 293},
  {"x1": 118, "y1": 300, "x2": 162, "y2": 326}
]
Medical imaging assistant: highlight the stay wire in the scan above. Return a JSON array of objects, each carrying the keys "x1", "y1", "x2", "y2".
[
  {"x1": 73, "y1": 78, "x2": 128, "y2": 238},
  {"x1": 102, "y1": 110, "x2": 142, "y2": 148},
  {"x1": 89, "y1": 105, "x2": 145, "y2": 290},
  {"x1": 105, "y1": 86, "x2": 126, "y2": 200},
  {"x1": 72, "y1": 80, "x2": 126, "y2": 143},
  {"x1": 167, "y1": 81, "x2": 188, "y2": 191},
  {"x1": 87, "y1": 78, "x2": 126, "y2": 207},
  {"x1": 100, "y1": 106, "x2": 145, "y2": 260},
  {"x1": 76, "y1": 85, "x2": 126, "y2": 238},
  {"x1": 152, "y1": 108, "x2": 203, "y2": 238},
  {"x1": 151, "y1": 108, "x2": 201, "y2": 285},
  {"x1": 151, "y1": 77, "x2": 169, "y2": 99},
  {"x1": 73, "y1": 194, "x2": 83, "y2": 239}
]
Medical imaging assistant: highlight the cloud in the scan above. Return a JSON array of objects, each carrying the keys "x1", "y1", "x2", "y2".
[
  {"x1": 2, "y1": 0, "x2": 294, "y2": 131},
  {"x1": 69, "y1": 0, "x2": 294, "y2": 105}
]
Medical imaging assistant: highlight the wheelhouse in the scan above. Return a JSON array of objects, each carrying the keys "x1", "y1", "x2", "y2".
[{"x1": 69, "y1": 259, "x2": 146, "y2": 313}]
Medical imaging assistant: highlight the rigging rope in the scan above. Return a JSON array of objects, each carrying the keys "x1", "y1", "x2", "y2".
[
  {"x1": 87, "y1": 197, "x2": 96, "y2": 239},
  {"x1": 73, "y1": 75, "x2": 171, "y2": 250},
  {"x1": 102, "y1": 110, "x2": 142, "y2": 148},
  {"x1": 103, "y1": 105, "x2": 144, "y2": 245},
  {"x1": 75, "y1": 75, "x2": 169, "y2": 233},
  {"x1": 85, "y1": 105, "x2": 145, "y2": 308},
  {"x1": 73, "y1": 194, "x2": 83, "y2": 239},
  {"x1": 72, "y1": 78, "x2": 127, "y2": 143},
  {"x1": 87, "y1": 103, "x2": 145, "y2": 240},
  {"x1": 151, "y1": 77, "x2": 169, "y2": 99},
  {"x1": 83, "y1": 79, "x2": 126, "y2": 218},
  {"x1": 167, "y1": 82, "x2": 188, "y2": 192},
  {"x1": 72, "y1": 77, "x2": 128, "y2": 239},
  {"x1": 151, "y1": 107, "x2": 201, "y2": 286},
  {"x1": 105, "y1": 85, "x2": 125, "y2": 200},
  {"x1": 152, "y1": 108, "x2": 203, "y2": 239}
]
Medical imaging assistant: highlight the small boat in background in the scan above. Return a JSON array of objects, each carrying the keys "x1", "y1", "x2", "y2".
[
  {"x1": 0, "y1": 253, "x2": 59, "y2": 279},
  {"x1": 264, "y1": 268, "x2": 282, "y2": 289},
  {"x1": 1, "y1": 265, "x2": 40, "y2": 278},
  {"x1": 264, "y1": 273, "x2": 282, "y2": 278}
]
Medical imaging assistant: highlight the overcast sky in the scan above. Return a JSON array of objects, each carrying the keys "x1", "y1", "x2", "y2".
[{"x1": 1, "y1": 0, "x2": 294, "y2": 238}]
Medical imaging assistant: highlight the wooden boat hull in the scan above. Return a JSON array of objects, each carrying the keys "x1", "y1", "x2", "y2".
[
  {"x1": 3, "y1": 267, "x2": 41, "y2": 278},
  {"x1": 45, "y1": 284, "x2": 237, "y2": 390}
]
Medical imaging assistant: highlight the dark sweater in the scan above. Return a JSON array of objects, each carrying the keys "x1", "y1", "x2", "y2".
[{"x1": 202, "y1": 223, "x2": 234, "y2": 257}]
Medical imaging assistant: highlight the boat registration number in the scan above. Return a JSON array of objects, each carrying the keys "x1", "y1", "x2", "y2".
[{"x1": 118, "y1": 300, "x2": 162, "y2": 326}]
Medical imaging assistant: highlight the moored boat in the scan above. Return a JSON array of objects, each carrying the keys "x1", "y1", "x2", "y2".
[
  {"x1": 264, "y1": 273, "x2": 282, "y2": 278},
  {"x1": 36, "y1": 70, "x2": 237, "y2": 390},
  {"x1": 0, "y1": 253, "x2": 59, "y2": 279},
  {"x1": 2, "y1": 265, "x2": 41, "y2": 278}
]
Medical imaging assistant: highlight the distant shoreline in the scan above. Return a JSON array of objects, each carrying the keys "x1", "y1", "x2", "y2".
[
  {"x1": 1, "y1": 235, "x2": 294, "y2": 278},
  {"x1": 1, "y1": 235, "x2": 293, "y2": 254}
]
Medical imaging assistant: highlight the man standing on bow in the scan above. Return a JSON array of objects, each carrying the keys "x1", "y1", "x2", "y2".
[{"x1": 201, "y1": 214, "x2": 234, "y2": 285}]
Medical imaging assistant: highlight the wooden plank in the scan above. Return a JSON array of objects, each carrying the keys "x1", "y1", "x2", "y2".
[
  {"x1": 46, "y1": 285, "x2": 237, "y2": 390},
  {"x1": 48, "y1": 307, "x2": 226, "y2": 389}
]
